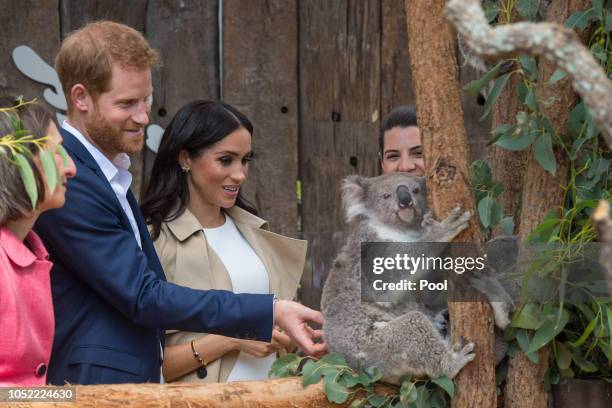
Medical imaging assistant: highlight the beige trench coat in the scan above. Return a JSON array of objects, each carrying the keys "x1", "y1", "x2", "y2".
[{"x1": 152, "y1": 206, "x2": 307, "y2": 383}]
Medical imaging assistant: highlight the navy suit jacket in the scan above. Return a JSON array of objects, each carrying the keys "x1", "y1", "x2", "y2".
[{"x1": 35, "y1": 127, "x2": 274, "y2": 385}]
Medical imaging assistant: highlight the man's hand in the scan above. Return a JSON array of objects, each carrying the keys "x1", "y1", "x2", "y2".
[{"x1": 274, "y1": 300, "x2": 327, "y2": 357}]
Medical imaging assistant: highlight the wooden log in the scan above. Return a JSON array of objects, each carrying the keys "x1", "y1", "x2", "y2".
[
  {"x1": 0, "y1": 378, "x2": 399, "y2": 408},
  {"x1": 0, "y1": 378, "x2": 327, "y2": 408},
  {"x1": 404, "y1": 1, "x2": 496, "y2": 407}
]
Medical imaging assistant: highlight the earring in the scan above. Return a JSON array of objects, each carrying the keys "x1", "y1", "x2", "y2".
[{"x1": 181, "y1": 166, "x2": 190, "y2": 173}]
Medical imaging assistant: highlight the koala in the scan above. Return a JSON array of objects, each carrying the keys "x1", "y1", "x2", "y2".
[{"x1": 321, "y1": 173, "x2": 475, "y2": 383}]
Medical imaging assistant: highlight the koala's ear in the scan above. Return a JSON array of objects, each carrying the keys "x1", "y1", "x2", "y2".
[{"x1": 341, "y1": 175, "x2": 369, "y2": 222}]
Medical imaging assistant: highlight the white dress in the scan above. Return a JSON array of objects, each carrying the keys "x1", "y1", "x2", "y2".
[{"x1": 202, "y1": 216, "x2": 276, "y2": 382}]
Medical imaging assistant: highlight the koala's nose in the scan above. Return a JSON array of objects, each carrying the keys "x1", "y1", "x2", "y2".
[{"x1": 396, "y1": 185, "x2": 413, "y2": 208}]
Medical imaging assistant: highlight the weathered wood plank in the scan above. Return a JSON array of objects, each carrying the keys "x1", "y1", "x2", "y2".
[
  {"x1": 223, "y1": 0, "x2": 298, "y2": 238},
  {"x1": 145, "y1": 0, "x2": 219, "y2": 198},
  {"x1": 381, "y1": 0, "x2": 415, "y2": 119},
  {"x1": 0, "y1": 0, "x2": 60, "y2": 109},
  {"x1": 60, "y1": 0, "x2": 148, "y2": 198},
  {"x1": 299, "y1": 0, "x2": 381, "y2": 309}
]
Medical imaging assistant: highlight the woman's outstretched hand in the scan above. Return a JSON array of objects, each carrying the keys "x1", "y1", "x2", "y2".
[{"x1": 274, "y1": 300, "x2": 327, "y2": 357}]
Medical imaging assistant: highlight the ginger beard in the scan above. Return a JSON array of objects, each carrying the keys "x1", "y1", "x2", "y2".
[{"x1": 85, "y1": 104, "x2": 145, "y2": 157}]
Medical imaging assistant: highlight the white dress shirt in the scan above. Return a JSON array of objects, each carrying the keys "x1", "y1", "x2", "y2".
[{"x1": 62, "y1": 121, "x2": 142, "y2": 248}]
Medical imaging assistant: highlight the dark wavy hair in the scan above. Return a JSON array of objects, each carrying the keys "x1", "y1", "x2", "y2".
[
  {"x1": 379, "y1": 105, "x2": 418, "y2": 153},
  {"x1": 141, "y1": 100, "x2": 257, "y2": 240}
]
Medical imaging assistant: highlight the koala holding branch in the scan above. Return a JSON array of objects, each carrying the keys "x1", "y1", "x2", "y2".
[{"x1": 321, "y1": 173, "x2": 475, "y2": 383}]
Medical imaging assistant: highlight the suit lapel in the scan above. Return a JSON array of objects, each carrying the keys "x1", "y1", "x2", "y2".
[{"x1": 62, "y1": 128, "x2": 135, "y2": 233}]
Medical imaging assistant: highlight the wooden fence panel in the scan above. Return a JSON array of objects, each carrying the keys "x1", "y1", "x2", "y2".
[
  {"x1": 60, "y1": 0, "x2": 149, "y2": 198},
  {"x1": 298, "y1": 0, "x2": 381, "y2": 309},
  {"x1": 223, "y1": 0, "x2": 299, "y2": 238},
  {"x1": 381, "y1": 0, "x2": 415, "y2": 119},
  {"x1": 144, "y1": 0, "x2": 220, "y2": 198},
  {"x1": 0, "y1": 0, "x2": 60, "y2": 109}
]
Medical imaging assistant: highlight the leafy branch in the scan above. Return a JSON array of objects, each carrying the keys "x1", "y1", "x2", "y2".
[{"x1": 269, "y1": 353, "x2": 456, "y2": 408}]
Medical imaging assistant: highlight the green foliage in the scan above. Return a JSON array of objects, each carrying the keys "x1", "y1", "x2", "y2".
[
  {"x1": 0, "y1": 98, "x2": 61, "y2": 210},
  {"x1": 270, "y1": 353, "x2": 455, "y2": 407},
  {"x1": 465, "y1": 0, "x2": 612, "y2": 384}
]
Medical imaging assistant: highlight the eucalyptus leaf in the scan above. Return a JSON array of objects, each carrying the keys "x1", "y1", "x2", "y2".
[
  {"x1": 516, "y1": 330, "x2": 531, "y2": 353},
  {"x1": 527, "y1": 308, "x2": 570, "y2": 353},
  {"x1": 323, "y1": 374, "x2": 351, "y2": 404},
  {"x1": 516, "y1": 0, "x2": 539, "y2": 21},
  {"x1": 39, "y1": 149, "x2": 58, "y2": 194},
  {"x1": 548, "y1": 69, "x2": 567, "y2": 86},
  {"x1": 477, "y1": 196, "x2": 500, "y2": 228},
  {"x1": 511, "y1": 304, "x2": 542, "y2": 330},
  {"x1": 463, "y1": 62, "x2": 501, "y2": 95},
  {"x1": 480, "y1": 73, "x2": 511, "y2": 121},
  {"x1": 556, "y1": 341, "x2": 572, "y2": 370},
  {"x1": 572, "y1": 349, "x2": 598, "y2": 373},
  {"x1": 55, "y1": 143, "x2": 70, "y2": 167},
  {"x1": 526, "y1": 351, "x2": 540, "y2": 364},
  {"x1": 301, "y1": 359, "x2": 324, "y2": 386},
  {"x1": 400, "y1": 380, "x2": 418, "y2": 404},
  {"x1": 495, "y1": 128, "x2": 536, "y2": 151},
  {"x1": 320, "y1": 353, "x2": 347, "y2": 366},
  {"x1": 431, "y1": 376, "x2": 455, "y2": 397},
  {"x1": 590, "y1": 43, "x2": 607, "y2": 62},
  {"x1": 592, "y1": 0, "x2": 603, "y2": 16},
  {"x1": 564, "y1": 8, "x2": 596, "y2": 29},
  {"x1": 568, "y1": 102, "x2": 586, "y2": 137},
  {"x1": 534, "y1": 132, "x2": 557, "y2": 176},
  {"x1": 499, "y1": 216, "x2": 515, "y2": 235},
  {"x1": 339, "y1": 371, "x2": 361, "y2": 388},
  {"x1": 519, "y1": 55, "x2": 538, "y2": 80},
  {"x1": 367, "y1": 394, "x2": 387, "y2": 407},
  {"x1": 524, "y1": 88, "x2": 538, "y2": 111},
  {"x1": 14, "y1": 152, "x2": 38, "y2": 209},
  {"x1": 415, "y1": 385, "x2": 431, "y2": 408},
  {"x1": 483, "y1": 0, "x2": 499, "y2": 22},
  {"x1": 569, "y1": 315, "x2": 597, "y2": 347}
]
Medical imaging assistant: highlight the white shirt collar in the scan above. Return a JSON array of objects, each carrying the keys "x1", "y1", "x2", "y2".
[{"x1": 62, "y1": 120, "x2": 132, "y2": 188}]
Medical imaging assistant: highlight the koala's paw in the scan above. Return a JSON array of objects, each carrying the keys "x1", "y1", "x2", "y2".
[
  {"x1": 490, "y1": 301, "x2": 511, "y2": 331},
  {"x1": 422, "y1": 211, "x2": 436, "y2": 228},
  {"x1": 445, "y1": 339, "x2": 475, "y2": 378},
  {"x1": 441, "y1": 206, "x2": 471, "y2": 241}
]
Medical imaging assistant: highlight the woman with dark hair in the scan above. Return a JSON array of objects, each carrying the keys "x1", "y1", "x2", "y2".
[
  {"x1": 0, "y1": 97, "x2": 76, "y2": 385},
  {"x1": 379, "y1": 106, "x2": 424, "y2": 175},
  {"x1": 141, "y1": 100, "x2": 307, "y2": 383}
]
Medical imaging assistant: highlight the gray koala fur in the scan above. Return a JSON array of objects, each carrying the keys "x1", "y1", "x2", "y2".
[{"x1": 321, "y1": 173, "x2": 476, "y2": 383}]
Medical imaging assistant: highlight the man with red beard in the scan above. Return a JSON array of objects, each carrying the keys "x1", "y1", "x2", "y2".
[{"x1": 35, "y1": 21, "x2": 325, "y2": 385}]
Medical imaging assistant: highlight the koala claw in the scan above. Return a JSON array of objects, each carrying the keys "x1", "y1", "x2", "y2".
[
  {"x1": 447, "y1": 340, "x2": 476, "y2": 378},
  {"x1": 422, "y1": 211, "x2": 435, "y2": 227}
]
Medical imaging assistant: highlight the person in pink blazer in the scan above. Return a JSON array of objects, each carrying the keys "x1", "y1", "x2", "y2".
[{"x1": 0, "y1": 97, "x2": 76, "y2": 385}]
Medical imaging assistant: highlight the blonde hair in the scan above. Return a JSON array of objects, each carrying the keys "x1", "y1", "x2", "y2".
[{"x1": 55, "y1": 21, "x2": 158, "y2": 110}]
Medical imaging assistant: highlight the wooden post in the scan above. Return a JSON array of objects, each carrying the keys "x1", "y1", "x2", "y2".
[{"x1": 404, "y1": 1, "x2": 496, "y2": 407}]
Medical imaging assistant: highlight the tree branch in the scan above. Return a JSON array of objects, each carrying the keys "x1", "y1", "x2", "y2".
[{"x1": 445, "y1": 0, "x2": 612, "y2": 149}]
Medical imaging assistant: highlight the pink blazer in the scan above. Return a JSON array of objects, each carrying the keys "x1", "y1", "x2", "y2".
[{"x1": 0, "y1": 226, "x2": 54, "y2": 385}]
